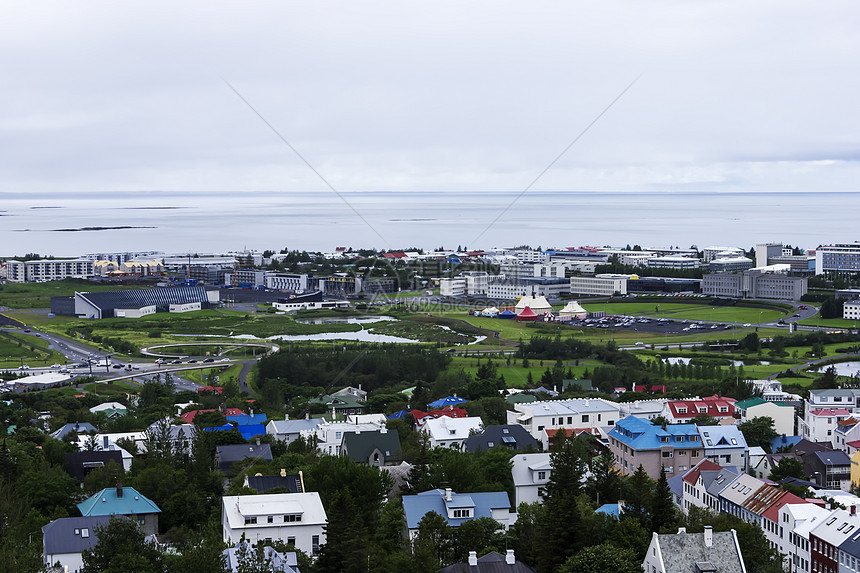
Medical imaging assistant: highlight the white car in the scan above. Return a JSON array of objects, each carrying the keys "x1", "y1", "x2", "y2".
[{"x1": 743, "y1": 323, "x2": 752, "y2": 327}]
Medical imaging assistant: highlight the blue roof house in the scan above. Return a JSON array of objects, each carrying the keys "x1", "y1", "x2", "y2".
[
  {"x1": 427, "y1": 396, "x2": 467, "y2": 409},
  {"x1": 402, "y1": 488, "x2": 512, "y2": 540},
  {"x1": 77, "y1": 484, "x2": 161, "y2": 535},
  {"x1": 227, "y1": 413, "x2": 268, "y2": 426},
  {"x1": 608, "y1": 415, "x2": 705, "y2": 480}
]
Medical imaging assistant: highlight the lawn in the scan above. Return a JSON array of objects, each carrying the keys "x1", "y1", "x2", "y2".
[
  {"x1": 83, "y1": 380, "x2": 140, "y2": 397},
  {"x1": 449, "y1": 355, "x2": 606, "y2": 388},
  {"x1": 590, "y1": 301, "x2": 786, "y2": 323},
  {"x1": 798, "y1": 316, "x2": 860, "y2": 330},
  {"x1": 0, "y1": 279, "x2": 150, "y2": 309}
]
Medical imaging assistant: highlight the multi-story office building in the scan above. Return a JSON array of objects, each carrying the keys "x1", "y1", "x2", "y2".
[
  {"x1": 646, "y1": 256, "x2": 700, "y2": 270},
  {"x1": 487, "y1": 277, "x2": 570, "y2": 299},
  {"x1": 816, "y1": 243, "x2": 860, "y2": 275},
  {"x1": 709, "y1": 257, "x2": 754, "y2": 273},
  {"x1": 81, "y1": 251, "x2": 164, "y2": 263},
  {"x1": 702, "y1": 270, "x2": 807, "y2": 300},
  {"x1": 844, "y1": 300, "x2": 860, "y2": 320},
  {"x1": 703, "y1": 246, "x2": 745, "y2": 263},
  {"x1": 265, "y1": 273, "x2": 309, "y2": 292},
  {"x1": 569, "y1": 274, "x2": 629, "y2": 296}
]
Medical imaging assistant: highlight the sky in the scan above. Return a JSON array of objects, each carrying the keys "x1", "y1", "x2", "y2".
[{"x1": 1, "y1": 1, "x2": 859, "y2": 253}]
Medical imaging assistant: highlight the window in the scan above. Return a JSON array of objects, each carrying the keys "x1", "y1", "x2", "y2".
[
  {"x1": 678, "y1": 408, "x2": 687, "y2": 414},
  {"x1": 312, "y1": 535, "x2": 320, "y2": 555},
  {"x1": 662, "y1": 451, "x2": 673, "y2": 458},
  {"x1": 287, "y1": 536, "x2": 296, "y2": 546},
  {"x1": 567, "y1": 417, "x2": 573, "y2": 425},
  {"x1": 244, "y1": 516, "x2": 257, "y2": 525},
  {"x1": 81, "y1": 528, "x2": 90, "y2": 538},
  {"x1": 582, "y1": 415, "x2": 590, "y2": 423},
  {"x1": 267, "y1": 516, "x2": 274, "y2": 524},
  {"x1": 453, "y1": 509, "x2": 472, "y2": 518},
  {"x1": 284, "y1": 514, "x2": 302, "y2": 523},
  {"x1": 537, "y1": 471, "x2": 546, "y2": 480}
]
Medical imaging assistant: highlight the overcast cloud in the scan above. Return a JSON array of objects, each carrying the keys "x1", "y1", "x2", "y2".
[{"x1": 1, "y1": 1, "x2": 859, "y2": 198}]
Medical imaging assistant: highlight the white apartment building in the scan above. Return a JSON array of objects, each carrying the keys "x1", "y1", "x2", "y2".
[
  {"x1": 6, "y1": 259, "x2": 94, "y2": 282},
  {"x1": 505, "y1": 250, "x2": 551, "y2": 264},
  {"x1": 816, "y1": 243, "x2": 860, "y2": 275},
  {"x1": 782, "y1": 503, "x2": 828, "y2": 573},
  {"x1": 845, "y1": 300, "x2": 860, "y2": 320},
  {"x1": 221, "y1": 493, "x2": 326, "y2": 556},
  {"x1": 646, "y1": 256, "x2": 700, "y2": 270},
  {"x1": 569, "y1": 274, "x2": 629, "y2": 296},
  {"x1": 440, "y1": 278, "x2": 467, "y2": 296},
  {"x1": 800, "y1": 390, "x2": 860, "y2": 442},
  {"x1": 507, "y1": 399, "x2": 620, "y2": 447},
  {"x1": 265, "y1": 273, "x2": 309, "y2": 292},
  {"x1": 422, "y1": 417, "x2": 484, "y2": 449},
  {"x1": 703, "y1": 247, "x2": 745, "y2": 263},
  {"x1": 596, "y1": 249, "x2": 656, "y2": 266}
]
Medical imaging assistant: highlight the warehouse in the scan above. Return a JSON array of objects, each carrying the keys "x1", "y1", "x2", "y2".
[{"x1": 70, "y1": 286, "x2": 217, "y2": 319}]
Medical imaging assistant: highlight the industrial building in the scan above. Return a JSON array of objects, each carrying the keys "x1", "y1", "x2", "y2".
[{"x1": 50, "y1": 286, "x2": 217, "y2": 319}]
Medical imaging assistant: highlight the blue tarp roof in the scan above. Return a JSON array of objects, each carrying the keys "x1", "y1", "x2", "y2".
[
  {"x1": 237, "y1": 424, "x2": 266, "y2": 441},
  {"x1": 428, "y1": 396, "x2": 467, "y2": 408},
  {"x1": 387, "y1": 410, "x2": 410, "y2": 420},
  {"x1": 595, "y1": 503, "x2": 621, "y2": 518},
  {"x1": 770, "y1": 435, "x2": 802, "y2": 452},
  {"x1": 203, "y1": 423, "x2": 234, "y2": 432},
  {"x1": 227, "y1": 414, "x2": 268, "y2": 426}
]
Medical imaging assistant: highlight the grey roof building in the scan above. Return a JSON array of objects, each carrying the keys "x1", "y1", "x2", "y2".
[
  {"x1": 51, "y1": 422, "x2": 98, "y2": 441},
  {"x1": 215, "y1": 443, "x2": 273, "y2": 474},
  {"x1": 642, "y1": 527, "x2": 747, "y2": 573},
  {"x1": 64, "y1": 451, "x2": 124, "y2": 484},
  {"x1": 341, "y1": 429, "x2": 401, "y2": 466},
  {"x1": 42, "y1": 515, "x2": 124, "y2": 573},
  {"x1": 242, "y1": 470, "x2": 304, "y2": 494},
  {"x1": 464, "y1": 425, "x2": 540, "y2": 453},
  {"x1": 439, "y1": 550, "x2": 536, "y2": 573}
]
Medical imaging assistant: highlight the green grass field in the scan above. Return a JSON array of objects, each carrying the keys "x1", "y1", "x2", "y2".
[
  {"x1": 590, "y1": 301, "x2": 786, "y2": 323},
  {"x1": 0, "y1": 279, "x2": 151, "y2": 309},
  {"x1": 798, "y1": 316, "x2": 860, "y2": 330},
  {"x1": 449, "y1": 355, "x2": 606, "y2": 388}
]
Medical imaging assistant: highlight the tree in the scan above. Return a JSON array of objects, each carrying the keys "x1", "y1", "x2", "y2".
[
  {"x1": 768, "y1": 456, "x2": 805, "y2": 483},
  {"x1": 587, "y1": 449, "x2": 623, "y2": 505},
  {"x1": 623, "y1": 465, "x2": 653, "y2": 529},
  {"x1": 650, "y1": 468, "x2": 677, "y2": 533},
  {"x1": 690, "y1": 414, "x2": 719, "y2": 426},
  {"x1": 558, "y1": 543, "x2": 641, "y2": 573},
  {"x1": 81, "y1": 516, "x2": 164, "y2": 573},
  {"x1": 738, "y1": 417, "x2": 778, "y2": 451},
  {"x1": 820, "y1": 296, "x2": 841, "y2": 319}
]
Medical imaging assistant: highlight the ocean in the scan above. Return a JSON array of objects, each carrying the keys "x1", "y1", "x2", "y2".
[{"x1": 0, "y1": 190, "x2": 856, "y2": 256}]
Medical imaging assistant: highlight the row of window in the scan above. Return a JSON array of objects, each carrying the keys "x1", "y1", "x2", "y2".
[{"x1": 243, "y1": 514, "x2": 303, "y2": 525}]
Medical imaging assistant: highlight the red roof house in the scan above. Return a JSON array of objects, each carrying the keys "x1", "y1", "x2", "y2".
[{"x1": 662, "y1": 395, "x2": 736, "y2": 423}]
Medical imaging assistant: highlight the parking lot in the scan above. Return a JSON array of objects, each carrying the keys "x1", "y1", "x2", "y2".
[{"x1": 567, "y1": 315, "x2": 741, "y2": 336}]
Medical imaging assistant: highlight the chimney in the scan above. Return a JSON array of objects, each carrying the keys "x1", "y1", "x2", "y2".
[
  {"x1": 243, "y1": 474, "x2": 249, "y2": 488},
  {"x1": 704, "y1": 526, "x2": 713, "y2": 548},
  {"x1": 116, "y1": 482, "x2": 123, "y2": 498},
  {"x1": 445, "y1": 487, "x2": 453, "y2": 502},
  {"x1": 103, "y1": 436, "x2": 109, "y2": 449},
  {"x1": 284, "y1": 414, "x2": 290, "y2": 421},
  {"x1": 852, "y1": 505, "x2": 857, "y2": 516},
  {"x1": 505, "y1": 550, "x2": 515, "y2": 565},
  {"x1": 305, "y1": 412, "x2": 309, "y2": 420},
  {"x1": 256, "y1": 438, "x2": 261, "y2": 447},
  {"x1": 280, "y1": 468, "x2": 286, "y2": 478},
  {"x1": 677, "y1": 527, "x2": 686, "y2": 534},
  {"x1": 468, "y1": 552, "x2": 478, "y2": 566}
]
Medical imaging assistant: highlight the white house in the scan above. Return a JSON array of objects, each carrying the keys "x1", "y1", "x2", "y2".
[
  {"x1": 421, "y1": 416, "x2": 484, "y2": 449},
  {"x1": 506, "y1": 399, "x2": 620, "y2": 447},
  {"x1": 511, "y1": 453, "x2": 552, "y2": 506},
  {"x1": 266, "y1": 417, "x2": 326, "y2": 445},
  {"x1": 734, "y1": 397, "x2": 796, "y2": 438},
  {"x1": 780, "y1": 503, "x2": 828, "y2": 572},
  {"x1": 221, "y1": 493, "x2": 327, "y2": 556},
  {"x1": 42, "y1": 516, "x2": 117, "y2": 573},
  {"x1": 305, "y1": 420, "x2": 387, "y2": 455}
]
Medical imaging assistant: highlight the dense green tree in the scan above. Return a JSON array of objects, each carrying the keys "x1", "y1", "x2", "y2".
[
  {"x1": 314, "y1": 490, "x2": 369, "y2": 573},
  {"x1": 738, "y1": 417, "x2": 778, "y2": 451},
  {"x1": 81, "y1": 516, "x2": 164, "y2": 573},
  {"x1": 608, "y1": 517, "x2": 650, "y2": 560},
  {"x1": 451, "y1": 517, "x2": 504, "y2": 562},
  {"x1": 558, "y1": 543, "x2": 641, "y2": 573},
  {"x1": 768, "y1": 456, "x2": 805, "y2": 483},
  {"x1": 623, "y1": 465, "x2": 654, "y2": 528},
  {"x1": 587, "y1": 449, "x2": 623, "y2": 505}
]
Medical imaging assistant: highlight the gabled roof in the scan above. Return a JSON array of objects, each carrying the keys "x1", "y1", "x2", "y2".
[
  {"x1": 682, "y1": 459, "x2": 722, "y2": 485},
  {"x1": 464, "y1": 425, "x2": 539, "y2": 453},
  {"x1": 50, "y1": 422, "x2": 98, "y2": 440},
  {"x1": 77, "y1": 486, "x2": 161, "y2": 517},
  {"x1": 439, "y1": 551, "x2": 536, "y2": 573},
  {"x1": 411, "y1": 407, "x2": 468, "y2": 425},
  {"x1": 402, "y1": 489, "x2": 510, "y2": 529},
  {"x1": 341, "y1": 429, "x2": 401, "y2": 463},
  {"x1": 42, "y1": 515, "x2": 124, "y2": 555},
  {"x1": 222, "y1": 492, "x2": 327, "y2": 529},
  {"x1": 235, "y1": 424, "x2": 267, "y2": 441},
  {"x1": 719, "y1": 474, "x2": 765, "y2": 507},
  {"x1": 610, "y1": 416, "x2": 701, "y2": 451},
  {"x1": 742, "y1": 483, "x2": 788, "y2": 516},
  {"x1": 227, "y1": 413, "x2": 268, "y2": 426},
  {"x1": 245, "y1": 473, "x2": 303, "y2": 494},
  {"x1": 427, "y1": 396, "x2": 467, "y2": 409},
  {"x1": 266, "y1": 417, "x2": 325, "y2": 435},
  {"x1": 810, "y1": 508, "x2": 860, "y2": 546},
  {"x1": 698, "y1": 426, "x2": 747, "y2": 450},
  {"x1": 216, "y1": 443, "x2": 273, "y2": 465},
  {"x1": 813, "y1": 450, "x2": 851, "y2": 467},
  {"x1": 181, "y1": 408, "x2": 245, "y2": 423},
  {"x1": 423, "y1": 416, "x2": 483, "y2": 443},
  {"x1": 770, "y1": 435, "x2": 802, "y2": 452},
  {"x1": 761, "y1": 492, "x2": 807, "y2": 523},
  {"x1": 666, "y1": 396, "x2": 735, "y2": 419},
  {"x1": 734, "y1": 397, "x2": 768, "y2": 410},
  {"x1": 64, "y1": 451, "x2": 124, "y2": 482},
  {"x1": 654, "y1": 529, "x2": 746, "y2": 573},
  {"x1": 511, "y1": 453, "x2": 552, "y2": 488},
  {"x1": 809, "y1": 408, "x2": 851, "y2": 417}
]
